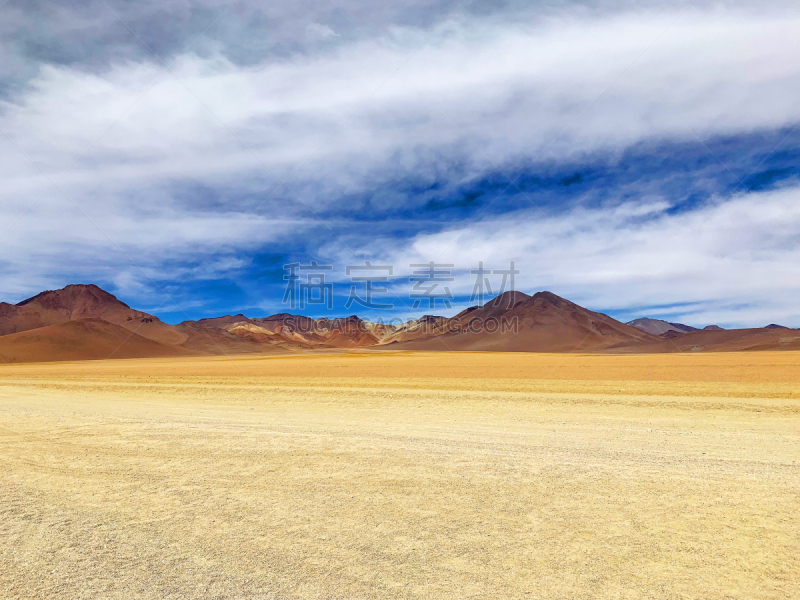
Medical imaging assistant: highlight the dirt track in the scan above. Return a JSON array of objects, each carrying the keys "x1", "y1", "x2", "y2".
[{"x1": 1, "y1": 351, "x2": 798, "y2": 599}]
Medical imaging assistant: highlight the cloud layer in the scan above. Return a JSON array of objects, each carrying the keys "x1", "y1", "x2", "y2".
[
  {"x1": 345, "y1": 184, "x2": 800, "y2": 327},
  {"x1": 0, "y1": 0, "x2": 798, "y2": 325}
]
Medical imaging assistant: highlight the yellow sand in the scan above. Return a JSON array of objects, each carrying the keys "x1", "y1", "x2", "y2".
[{"x1": 1, "y1": 351, "x2": 798, "y2": 599}]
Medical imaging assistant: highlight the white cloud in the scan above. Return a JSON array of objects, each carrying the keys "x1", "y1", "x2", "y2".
[
  {"x1": 3, "y1": 7, "x2": 798, "y2": 193},
  {"x1": 344, "y1": 184, "x2": 800, "y2": 327},
  {"x1": 0, "y1": 3, "x2": 799, "y2": 319},
  {"x1": 305, "y1": 23, "x2": 339, "y2": 41}
]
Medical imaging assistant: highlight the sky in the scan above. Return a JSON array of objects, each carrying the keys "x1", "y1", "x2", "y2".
[{"x1": 0, "y1": 0, "x2": 798, "y2": 327}]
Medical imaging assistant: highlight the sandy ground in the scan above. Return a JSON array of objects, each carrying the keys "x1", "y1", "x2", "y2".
[{"x1": 1, "y1": 351, "x2": 798, "y2": 599}]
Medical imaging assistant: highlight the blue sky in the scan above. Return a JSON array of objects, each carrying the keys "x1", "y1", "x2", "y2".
[{"x1": 1, "y1": 0, "x2": 799, "y2": 328}]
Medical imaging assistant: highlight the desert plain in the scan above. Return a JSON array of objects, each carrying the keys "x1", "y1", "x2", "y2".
[{"x1": 1, "y1": 350, "x2": 798, "y2": 599}]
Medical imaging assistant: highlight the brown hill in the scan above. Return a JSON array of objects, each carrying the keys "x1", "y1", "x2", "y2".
[
  {"x1": 659, "y1": 330, "x2": 684, "y2": 339},
  {"x1": 173, "y1": 314, "x2": 293, "y2": 354},
  {"x1": 385, "y1": 291, "x2": 660, "y2": 352},
  {"x1": 175, "y1": 320, "x2": 302, "y2": 355},
  {"x1": 312, "y1": 316, "x2": 383, "y2": 347},
  {"x1": 362, "y1": 320, "x2": 397, "y2": 340},
  {"x1": 176, "y1": 313, "x2": 386, "y2": 352},
  {"x1": 618, "y1": 327, "x2": 800, "y2": 353},
  {"x1": 378, "y1": 315, "x2": 448, "y2": 345},
  {"x1": 1, "y1": 284, "x2": 186, "y2": 346},
  {"x1": 189, "y1": 314, "x2": 252, "y2": 328},
  {"x1": 0, "y1": 318, "x2": 194, "y2": 364},
  {"x1": 249, "y1": 314, "x2": 385, "y2": 348},
  {"x1": 454, "y1": 290, "x2": 531, "y2": 320},
  {"x1": 3, "y1": 284, "x2": 797, "y2": 359},
  {"x1": 626, "y1": 317, "x2": 698, "y2": 336}
]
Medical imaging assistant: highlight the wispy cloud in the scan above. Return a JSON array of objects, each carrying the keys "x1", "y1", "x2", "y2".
[
  {"x1": 348, "y1": 183, "x2": 800, "y2": 327},
  {"x1": 0, "y1": 1, "x2": 798, "y2": 325}
]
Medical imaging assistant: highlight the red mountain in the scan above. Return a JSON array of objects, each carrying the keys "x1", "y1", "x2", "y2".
[
  {"x1": 0, "y1": 284, "x2": 186, "y2": 346},
  {"x1": 383, "y1": 291, "x2": 659, "y2": 352},
  {"x1": 1, "y1": 284, "x2": 798, "y2": 361},
  {"x1": 178, "y1": 313, "x2": 386, "y2": 349}
]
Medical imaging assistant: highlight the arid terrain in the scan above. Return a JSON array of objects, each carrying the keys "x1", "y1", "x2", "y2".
[
  {"x1": 4, "y1": 285, "x2": 799, "y2": 363},
  {"x1": 1, "y1": 351, "x2": 799, "y2": 599}
]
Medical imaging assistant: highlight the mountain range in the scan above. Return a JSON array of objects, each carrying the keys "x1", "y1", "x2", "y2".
[
  {"x1": 0, "y1": 284, "x2": 798, "y2": 363},
  {"x1": 625, "y1": 317, "x2": 727, "y2": 337}
]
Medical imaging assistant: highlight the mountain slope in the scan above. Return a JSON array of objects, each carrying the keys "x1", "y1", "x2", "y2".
[
  {"x1": 211, "y1": 314, "x2": 385, "y2": 347},
  {"x1": 616, "y1": 327, "x2": 800, "y2": 353},
  {"x1": 176, "y1": 313, "x2": 389, "y2": 351},
  {"x1": 451, "y1": 290, "x2": 531, "y2": 322},
  {"x1": 0, "y1": 318, "x2": 195, "y2": 363},
  {"x1": 626, "y1": 317, "x2": 699, "y2": 336},
  {"x1": 0, "y1": 284, "x2": 186, "y2": 346},
  {"x1": 386, "y1": 291, "x2": 660, "y2": 352},
  {"x1": 378, "y1": 315, "x2": 448, "y2": 345}
]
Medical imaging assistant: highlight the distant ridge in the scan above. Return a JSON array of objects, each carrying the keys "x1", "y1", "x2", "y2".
[
  {"x1": 626, "y1": 317, "x2": 698, "y2": 336},
  {"x1": 616, "y1": 327, "x2": 800, "y2": 353},
  {"x1": 385, "y1": 291, "x2": 659, "y2": 352},
  {"x1": 1, "y1": 284, "x2": 799, "y2": 362}
]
